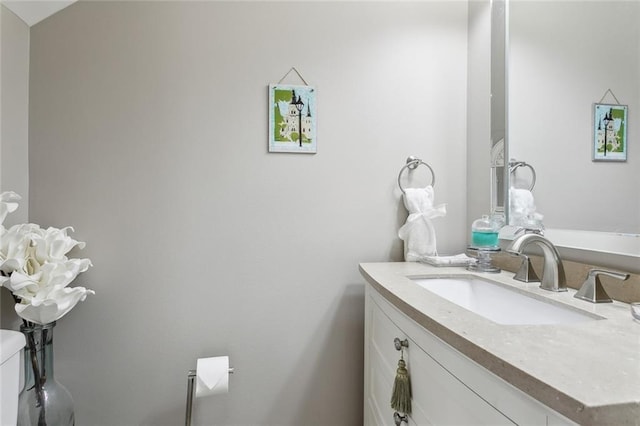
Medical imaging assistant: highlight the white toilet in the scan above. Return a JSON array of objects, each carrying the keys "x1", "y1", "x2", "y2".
[{"x1": 1, "y1": 330, "x2": 26, "y2": 426}]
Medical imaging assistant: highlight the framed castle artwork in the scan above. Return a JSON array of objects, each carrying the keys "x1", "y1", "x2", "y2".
[
  {"x1": 593, "y1": 103, "x2": 628, "y2": 161},
  {"x1": 269, "y1": 84, "x2": 317, "y2": 153}
]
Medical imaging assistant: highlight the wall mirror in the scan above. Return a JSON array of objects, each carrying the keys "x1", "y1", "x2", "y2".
[{"x1": 498, "y1": 0, "x2": 640, "y2": 267}]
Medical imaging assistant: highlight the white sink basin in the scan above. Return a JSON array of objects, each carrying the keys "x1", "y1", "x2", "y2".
[{"x1": 412, "y1": 275, "x2": 601, "y2": 325}]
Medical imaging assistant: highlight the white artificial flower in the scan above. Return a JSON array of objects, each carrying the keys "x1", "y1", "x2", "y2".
[
  {"x1": 0, "y1": 192, "x2": 94, "y2": 324},
  {"x1": 0, "y1": 191, "x2": 21, "y2": 225},
  {"x1": 4, "y1": 258, "x2": 92, "y2": 296},
  {"x1": 1, "y1": 224, "x2": 43, "y2": 276},
  {"x1": 3, "y1": 255, "x2": 93, "y2": 325},
  {"x1": 15, "y1": 286, "x2": 95, "y2": 325},
  {"x1": 34, "y1": 226, "x2": 86, "y2": 263}
]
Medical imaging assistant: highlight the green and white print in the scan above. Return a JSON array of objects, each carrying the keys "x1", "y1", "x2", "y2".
[
  {"x1": 269, "y1": 84, "x2": 317, "y2": 153},
  {"x1": 593, "y1": 103, "x2": 628, "y2": 161}
]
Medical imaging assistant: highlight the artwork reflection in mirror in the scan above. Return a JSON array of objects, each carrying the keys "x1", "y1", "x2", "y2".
[{"x1": 593, "y1": 103, "x2": 628, "y2": 162}]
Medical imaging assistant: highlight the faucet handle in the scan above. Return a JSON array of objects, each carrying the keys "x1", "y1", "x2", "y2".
[{"x1": 574, "y1": 269, "x2": 630, "y2": 303}]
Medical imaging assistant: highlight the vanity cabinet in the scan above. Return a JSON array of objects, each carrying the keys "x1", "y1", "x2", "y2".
[{"x1": 364, "y1": 283, "x2": 575, "y2": 426}]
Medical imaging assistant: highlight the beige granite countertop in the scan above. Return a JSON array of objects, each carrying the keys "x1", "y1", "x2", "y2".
[{"x1": 359, "y1": 262, "x2": 640, "y2": 425}]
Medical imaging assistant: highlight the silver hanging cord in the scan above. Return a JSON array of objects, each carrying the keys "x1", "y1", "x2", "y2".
[
  {"x1": 598, "y1": 88, "x2": 621, "y2": 105},
  {"x1": 277, "y1": 67, "x2": 310, "y2": 86}
]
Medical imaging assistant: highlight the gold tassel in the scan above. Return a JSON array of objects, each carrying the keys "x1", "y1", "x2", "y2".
[{"x1": 390, "y1": 357, "x2": 412, "y2": 414}]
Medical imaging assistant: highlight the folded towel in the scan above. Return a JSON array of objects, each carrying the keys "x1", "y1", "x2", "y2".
[
  {"x1": 420, "y1": 253, "x2": 475, "y2": 267},
  {"x1": 398, "y1": 186, "x2": 446, "y2": 261}
]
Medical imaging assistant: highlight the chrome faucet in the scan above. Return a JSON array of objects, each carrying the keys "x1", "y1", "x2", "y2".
[{"x1": 506, "y1": 233, "x2": 567, "y2": 292}]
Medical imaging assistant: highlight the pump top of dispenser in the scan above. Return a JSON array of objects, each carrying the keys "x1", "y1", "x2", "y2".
[{"x1": 471, "y1": 215, "x2": 500, "y2": 248}]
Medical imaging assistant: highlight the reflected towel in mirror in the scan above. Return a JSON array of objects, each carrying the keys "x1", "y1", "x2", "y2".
[{"x1": 509, "y1": 187, "x2": 544, "y2": 229}]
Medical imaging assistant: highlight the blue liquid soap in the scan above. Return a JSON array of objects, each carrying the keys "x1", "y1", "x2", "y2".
[{"x1": 471, "y1": 230, "x2": 499, "y2": 248}]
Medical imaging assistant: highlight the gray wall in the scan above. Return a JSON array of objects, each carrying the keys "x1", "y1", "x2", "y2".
[
  {"x1": 0, "y1": 5, "x2": 30, "y2": 226},
  {"x1": 26, "y1": 2, "x2": 469, "y2": 424}
]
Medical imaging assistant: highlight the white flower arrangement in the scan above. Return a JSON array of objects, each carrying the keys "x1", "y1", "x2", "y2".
[{"x1": 0, "y1": 191, "x2": 94, "y2": 325}]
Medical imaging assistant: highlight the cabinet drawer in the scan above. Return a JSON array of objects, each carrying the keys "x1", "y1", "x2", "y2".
[
  {"x1": 369, "y1": 295, "x2": 513, "y2": 425},
  {"x1": 368, "y1": 295, "x2": 421, "y2": 425},
  {"x1": 369, "y1": 348, "x2": 425, "y2": 426},
  {"x1": 370, "y1": 297, "x2": 411, "y2": 376}
]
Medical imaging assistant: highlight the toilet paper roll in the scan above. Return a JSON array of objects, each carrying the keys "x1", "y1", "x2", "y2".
[{"x1": 195, "y1": 356, "x2": 229, "y2": 398}]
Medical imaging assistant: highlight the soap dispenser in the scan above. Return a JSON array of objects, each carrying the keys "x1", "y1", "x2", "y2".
[
  {"x1": 467, "y1": 214, "x2": 502, "y2": 273},
  {"x1": 471, "y1": 215, "x2": 500, "y2": 248}
]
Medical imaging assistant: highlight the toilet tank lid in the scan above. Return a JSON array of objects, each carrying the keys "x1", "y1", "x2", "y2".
[{"x1": 0, "y1": 330, "x2": 26, "y2": 365}]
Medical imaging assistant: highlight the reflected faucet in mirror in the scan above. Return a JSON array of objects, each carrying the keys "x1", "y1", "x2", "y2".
[{"x1": 507, "y1": 233, "x2": 567, "y2": 292}]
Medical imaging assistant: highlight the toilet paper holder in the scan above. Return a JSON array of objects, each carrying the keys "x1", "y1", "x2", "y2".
[{"x1": 185, "y1": 367, "x2": 234, "y2": 426}]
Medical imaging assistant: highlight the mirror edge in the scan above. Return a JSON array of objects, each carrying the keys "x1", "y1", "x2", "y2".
[
  {"x1": 490, "y1": 0, "x2": 509, "y2": 225},
  {"x1": 502, "y1": 0, "x2": 510, "y2": 227}
]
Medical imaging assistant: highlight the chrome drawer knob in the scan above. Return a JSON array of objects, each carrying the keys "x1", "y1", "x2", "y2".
[
  {"x1": 394, "y1": 337, "x2": 409, "y2": 351},
  {"x1": 394, "y1": 411, "x2": 408, "y2": 425}
]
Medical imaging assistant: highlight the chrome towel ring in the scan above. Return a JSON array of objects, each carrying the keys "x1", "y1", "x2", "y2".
[
  {"x1": 398, "y1": 156, "x2": 436, "y2": 194},
  {"x1": 509, "y1": 160, "x2": 536, "y2": 191}
]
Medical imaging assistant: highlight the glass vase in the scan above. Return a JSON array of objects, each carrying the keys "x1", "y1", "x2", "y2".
[{"x1": 17, "y1": 322, "x2": 75, "y2": 426}]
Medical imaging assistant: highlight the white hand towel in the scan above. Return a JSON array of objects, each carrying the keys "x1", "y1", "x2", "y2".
[
  {"x1": 398, "y1": 186, "x2": 446, "y2": 261},
  {"x1": 421, "y1": 253, "x2": 475, "y2": 266}
]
